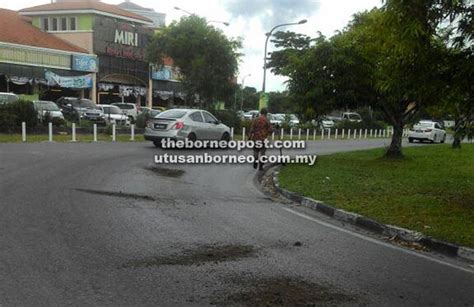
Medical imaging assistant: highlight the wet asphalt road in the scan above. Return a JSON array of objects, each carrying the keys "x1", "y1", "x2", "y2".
[{"x1": 0, "y1": 139, "x2": 473, "y2": 306}]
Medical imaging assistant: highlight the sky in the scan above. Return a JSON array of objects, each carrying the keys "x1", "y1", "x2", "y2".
[{"x1": 2, "y1": 0, "x2": 381, "y2": 92}]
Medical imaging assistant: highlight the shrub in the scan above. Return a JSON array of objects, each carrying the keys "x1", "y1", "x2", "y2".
[
  {"x1": 0, "y1": 100, "x2": 37, "y2": 132},
  {"x1": 213, "y1": 110, "x2": 242, "y2": 132}
]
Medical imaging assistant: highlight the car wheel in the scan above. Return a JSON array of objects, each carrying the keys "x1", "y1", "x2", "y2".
[
  {"x1": 153, "y1": 140, "x2": 162, "y2": 148},
  {"x1": 408, "y1": 137, "x2": 414, "y2": 143},
  {"x1": 221, "y1": 132, "x2": 230, "y2": 142},
  {"x1": 188, "y1": 133, "x2": 197, "y2": 142}
]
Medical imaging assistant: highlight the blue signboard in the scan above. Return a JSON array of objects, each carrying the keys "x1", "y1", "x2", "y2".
[
  {"x1": 72, "y1": 55, "x2": 98, "y2": 73},
  {"x1": 45, "y1": 70, "x2": 93, "y2": 89},
  {"x1": 151, "y1": 65, "x2": 179, "y2": 81}
]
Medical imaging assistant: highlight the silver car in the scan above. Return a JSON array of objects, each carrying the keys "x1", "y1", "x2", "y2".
[{"x1": 144, "y1": 109, "x2": 231, "y2": 147}]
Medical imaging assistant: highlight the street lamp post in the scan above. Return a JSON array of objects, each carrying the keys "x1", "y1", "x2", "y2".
[
  {"x1": 261, "y1": 20, "x2": 307, "y2": 95},
  {"x1": 174, "y1": 7, "x2": 230, "y2": 26},
  {"x1": 240, "y1": 74, "x2": 251, "y2": 111}
]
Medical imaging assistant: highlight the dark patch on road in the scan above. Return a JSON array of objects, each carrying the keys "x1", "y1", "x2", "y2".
[
  {"x1": 145, "y1": 166, "x2": 185, "y2": 178},
  {"x1": 75, "y1": 188, "x2": 155, "y2": 201},
  {"x1": 214, "y1": 277, "x2": 356, "y2": 306},
  {"x1": 122, "y1": 244, "x2": 256, "y2": 268}
]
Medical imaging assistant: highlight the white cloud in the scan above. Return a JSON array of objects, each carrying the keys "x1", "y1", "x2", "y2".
[{"x1": 2, "y1": 0, "x2": 381, "y2": 91}]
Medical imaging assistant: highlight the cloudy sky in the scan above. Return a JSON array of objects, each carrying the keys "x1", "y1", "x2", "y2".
[{"x1": 3, "y1": 0, "x2": 381, "y2": 91}]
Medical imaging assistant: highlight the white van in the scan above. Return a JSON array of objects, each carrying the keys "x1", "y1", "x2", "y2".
[{"x1": 0, "y1": 92, "x2": 19, "y2": 104}]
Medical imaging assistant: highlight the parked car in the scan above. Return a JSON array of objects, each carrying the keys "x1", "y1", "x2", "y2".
[
  {"x1": 341, "y1": 112, "x2": 362, "y2": 123},
  {"x1": 287, "y1": 114, "x2": 300, "y2": 127},
  {"x1": 138, "y1": 106, "x2": 161, "y2": 118},
  {"x1": 112, "y1": 103, "x2": 138, "y2": 122},
  {"x1": 144, "y1": 109, "x2": 231, "y2": 147},
  {"x1": 97, "y1": 104, "x2": 130, "y2": 126},
  {"x1": 32, "y1": 100, "x2": 64, "y2": 121},
  {"x1": 312, "y1": 117, "x2": 335, "y2": 129},
  {"x1": 57, "y1": 97, "x2": 105, "y2": 125},
  {"x1": 0, "y1": 92, "x2": 19, "y2": 104},
  {"x1": 243, "y1": 110, "x2": 259, "y2": 120},
  {"x1": 269, "y1": 114, "x2": 283, "y2": 128},
  {"x1": 408, "y1": 120, "x2": 446, "y2": 143}
]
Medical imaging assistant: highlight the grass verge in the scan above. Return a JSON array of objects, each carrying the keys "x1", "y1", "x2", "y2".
[{"x1": 278, "y1": 145, "x2": 474, "y2": 248}]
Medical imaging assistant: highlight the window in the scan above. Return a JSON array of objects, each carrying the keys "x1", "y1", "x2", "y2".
[
  {"x1": 190, "y1": 112, "x2": 204, "y2": 122},
  {"x1": 203, "y1": 112, "x2": 217, "y2": 124},
  {"x1": 70, "y1": 17, "x2": 76, "y2": 31},
  {"x1": 61, "y1": 18, "x2": 67, "y2": 31},
  {"x1": 52, "y1": 18, "x2": 58, "y2": 31},
  {"x1": 42, "y1": 18, "x2": 49, "y2": 31}
]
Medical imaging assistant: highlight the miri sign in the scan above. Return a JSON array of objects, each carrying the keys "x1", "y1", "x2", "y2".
[{"x1": 114, "y1": 29, "x2": 138, "y2": 47}]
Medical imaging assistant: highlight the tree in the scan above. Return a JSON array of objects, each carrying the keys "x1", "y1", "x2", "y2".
[{"x1": 147, "y1": 15, "x2": 242, "y2": 107}]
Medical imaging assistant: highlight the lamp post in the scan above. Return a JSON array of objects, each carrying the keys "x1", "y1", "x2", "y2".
[
  {"x1": 261, "y1": 20, "x2": 307, "y2": 95},
  {"x1": 240, "y1": 74, "x2": 251, "y2": 111},
  {"x1": 174, "y1": 7, "x2": 230, "y2": 26}
]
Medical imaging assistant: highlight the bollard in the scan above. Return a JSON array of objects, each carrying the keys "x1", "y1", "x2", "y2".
[
  {"x1": 130, "y1": 124, "x2": 135, "y2": 141},
  {"x1": 359, "y1": 129, "x2": 362, "y2": 139},
  {"x1": 230, "y1": 127, "x2": 234, "y2": 140},
  {"x1": 347, "y1": 129, "x2": 351, "y2": 139},
  {"x1": 93, "y1": 124, "x2": 97, "y2": 142},
  {"x1": 370, "y1": 129, "x2": 373, "y2": 138},
  {"x1": 242, "y1": 127, "x2": 246, "y2": 140},
  {"x1": 335, "y1": 129, "x2": 338, "y2": 140},
  {"x1": 342, "y1": 129, "x2": 345, "y2": 139},
  {"x1": 48, "y1": 122, "x2": 53, "y2": 142},
  {"x1": 281, "y1": 128, "x2": 284, "y2": 140},
  {"x1": 72, "y1": 123, "x2": 76, "y2": 142},
  {"x1": 22, "y1": 122, "x2": 26, "y2": 142},
  {"x1": 364, "y1": 129, "x2": 368, "y2": 139},
  {"x1": 313, "y1": 129, "x2": 316, "y2": 141},
  {"x1": 328, "y1": 129, "x2": 331, "y2": 140},
  {"x1": 353, "y1": 129, "x2": 357, "y2": 139},
  {"x1": 112, "y1": 124, "x2": 116, "y2": 142},
  {"x1": 306, "y1": 129, "x2": 309, "y2": 141},
  {"x1": 321, "y1": 129, "x2": 324, "y2": 140},
  {"x1": 298, "y1": 128, "x2": 301, "y2": 140},
  {"x1": 272, "y1": 131, "x2": 275, "y2": 141},
  {"x1": 290, "y1": 128, "x2": 293, "y2": 140}
]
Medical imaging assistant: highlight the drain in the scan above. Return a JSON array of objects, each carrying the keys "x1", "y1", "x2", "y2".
[{"x1": 122, "y1": 244, "x2": 256, "y2": 268}]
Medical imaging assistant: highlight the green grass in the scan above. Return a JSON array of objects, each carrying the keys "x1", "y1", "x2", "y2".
[
  {"x1": 279, "y1": 145, "x2": 474, "y2": 248},
  {"x1": 0, "y1": 133, "x2": 144, "y2": 143}
]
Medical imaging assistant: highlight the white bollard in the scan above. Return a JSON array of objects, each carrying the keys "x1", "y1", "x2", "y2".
[
  {"x1": 281, "y1": 128, "x2": 284, "y2": 140},
  {"x1": 130, "y1": 124, "x2": 135, "y2": 141},
  {"x1": 347, "y1": 129, "x2": 351, "y2": 139},
  {"x1": 313, "y1": 129, "x2": 316, "y2": 141},
  {"x1": 353, "y1": 129, "x2": 357, "y2": 139},
  {"x1": 359, "y1": 129, "x2": 362, "y2": 139},
  {"x1": 22, "y1": 122, "x2": 26, "y2": 142},
  {"x1": 272, "y1": 131, "x2": 275, "y2": 141},
  {"x1": 335, "y1": 129, "x2": 338, "y2": 140},
  {"x1": 72, "y1": 123, "x2": 76, "y2": 142},
  {"x1": 364, "y1": 129, "x2": 368, "y2": 139},
  {"x1": 112, "y1": 124, "x2": 116, "y2": 142},
  {"x1": 48, "y1": 122, "x2": 53, "y2": 142},
  {"x1": 328, "y1": 129, "x2": 331, "y2": 140},
  {"x1": 290, "y1": 128, "x2": 293, "y2": 140},
  {"x1": 306, "y1": 129, "x2": 309, "y2": 141},
  {"x1": 370, "y1": 129, "x2": 373, "y2": 138},
  {"x1": 298, "y1": 128, "x2": 301, "y2": 140},
  {"x1": 342, "y1": 129, "x2": 345, "y2": 139},
  {"x1": 242, "y1": 127, "x2": 246, "y2": 140},
  {"x1": 230, "y1": 127, "x2": 234, "y2": 140},
  {"x1": 93, "y1": 124, "x2": 97, "y2": 142},
  {"x1": 321, "y1": 129, "x2": 324, "y2": 140}
]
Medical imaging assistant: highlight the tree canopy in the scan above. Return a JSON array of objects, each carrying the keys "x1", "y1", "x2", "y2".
[{"x1": 147, "y1": 15, "x2": 242, "y2": 108}]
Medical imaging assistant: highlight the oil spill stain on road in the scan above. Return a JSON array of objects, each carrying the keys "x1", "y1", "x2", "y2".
[
  {"x1": 145, "y1": 166, "x2": 185, "y2": 178},
  {"x1": 75, "y1": 188, "x2": 155, "y2": 201},
  {"x1": 122, "y1": 244, "x2": 256, "y2": 268},
  {"x1": 213, "y1": 277, "x2": 356, "y2": 306}
]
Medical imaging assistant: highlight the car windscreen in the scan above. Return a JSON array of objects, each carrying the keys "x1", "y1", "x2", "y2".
[
  {"x1": 103, "y1": 106, "x2": 121, "y2": 114},
  {"x1": 36, "y1": 102, "x2": 59, "y2": 111},
  {"x1": 157, "y1": 110, "x2": 187, "y2": 119},
  {"x1": 415, "y1": 122, "x2": 433, "y2": 128},
  {"x1": 349, "y1": 114, "x2": 361, "y2": 120}
]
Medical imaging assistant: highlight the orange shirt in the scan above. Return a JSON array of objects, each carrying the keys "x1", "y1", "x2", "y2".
[{"x1": 250, "y1": 115, "x2": 273, "y2": 141}]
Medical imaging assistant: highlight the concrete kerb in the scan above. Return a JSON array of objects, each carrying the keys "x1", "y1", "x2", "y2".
[{"x1": 268, "y1": 167, "x2": 474, "y2": 262}]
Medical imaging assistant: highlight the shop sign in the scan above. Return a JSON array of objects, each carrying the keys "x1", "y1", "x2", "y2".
[
  {"x1": 45, "y1": 70, "x2": 93, "y2": 89},
  {"x1": 114, "y1": 29, "x2": 139, "y2": 47},
  {"x1": 151, "y1": 65, "x2": 180, "y2": 81},
  {"x1": 72, "y1": 55, "x2": 98, "y2": 73}
]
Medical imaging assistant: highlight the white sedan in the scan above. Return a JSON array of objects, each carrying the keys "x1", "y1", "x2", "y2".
[{"x1": 408, "y1": 121, "x2": 446, "y2": 143}]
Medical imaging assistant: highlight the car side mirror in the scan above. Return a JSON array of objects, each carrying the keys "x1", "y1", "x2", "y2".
[{"x1": 215, "y1": 120, "x2": 221, "y2": 125}]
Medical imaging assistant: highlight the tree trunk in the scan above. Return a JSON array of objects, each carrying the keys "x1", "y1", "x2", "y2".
[
  {"x1": 452, "y1": 137, "x2": 461, "y2": 149},
  {"x1": 385, "y1": 120, "x2": 404, "y2": 158},
  {"x1": 452, "y1": 116, "x2": 462, "y2": 149}
]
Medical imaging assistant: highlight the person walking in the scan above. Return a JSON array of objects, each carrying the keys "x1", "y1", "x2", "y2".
[{"x1": 249, "y1": 108, "x2": 273, "y2": 171}]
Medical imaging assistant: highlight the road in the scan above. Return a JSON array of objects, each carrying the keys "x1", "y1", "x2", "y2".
[{"x1": 0, "y1": 140, "x2": 473, "y2": 305}]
